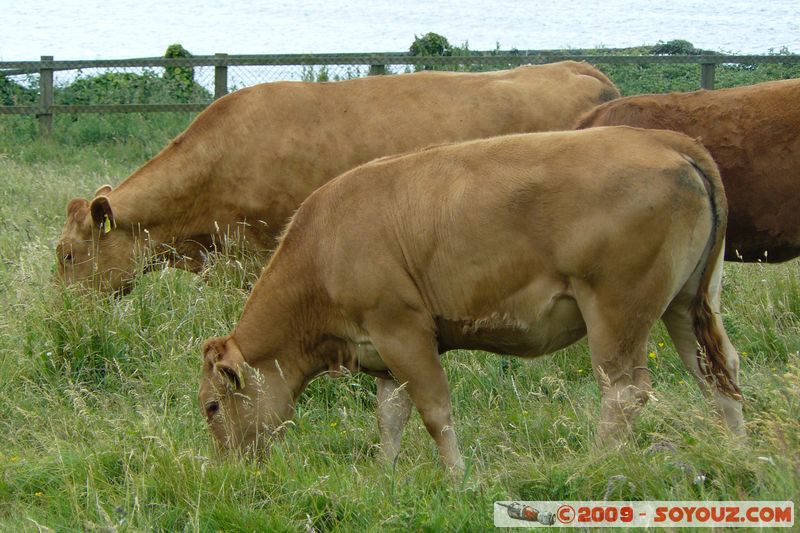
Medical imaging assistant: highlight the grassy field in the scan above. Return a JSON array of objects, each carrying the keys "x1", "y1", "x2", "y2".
[{"x1": 1, "y1": 61, "x2": 799, "y2": 531}]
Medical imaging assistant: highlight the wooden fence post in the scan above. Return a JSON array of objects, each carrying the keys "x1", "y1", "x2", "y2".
[
  {"x1": 701, "y1": 62, "x2": 716, "y2": 90},
  {"x1": 38, "y1": 55, "x2": 54, "y2": 137},
  {"x1": 214, "y1": 53, "x2": 228, "y2": 99},
  {"x1": 368, "y1": 64, "x2": 386, "y2": 76}
]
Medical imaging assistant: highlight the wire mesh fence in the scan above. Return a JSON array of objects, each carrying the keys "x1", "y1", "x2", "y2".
[
  {"x1": 229, "y1": 64, "x2": 376, "y2": 87},
  {"x1": 2, "y1": 51, "x2": 800, "y2": 136}
]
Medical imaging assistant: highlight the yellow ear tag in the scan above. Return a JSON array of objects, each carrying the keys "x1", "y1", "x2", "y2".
[{"x1": 103, "y1": 214, "x2": 114, "y2": 234}]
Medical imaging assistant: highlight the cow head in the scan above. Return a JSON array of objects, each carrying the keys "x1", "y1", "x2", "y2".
[
  {"x1": 56, "y1": 185, "x2": 138, "y2": 292},
  {"x1": 198, "y1": 335, "x2": 295, "y2": 456}
]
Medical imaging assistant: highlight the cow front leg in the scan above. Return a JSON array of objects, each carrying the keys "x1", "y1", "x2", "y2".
[
  {"x1": 416, "y1": 383, "x2": 463, "y2": 475},
  {"x1": 376, "y1": 377, "x2": 412, "y2": 463},
  {"x1": 367, "y1": 324, "x2": 464, "y2": 475}
]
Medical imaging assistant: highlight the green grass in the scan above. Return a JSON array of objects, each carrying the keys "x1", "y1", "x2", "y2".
[{"x1": 1, "y1": 56, "x2": 799, "y2": 531}]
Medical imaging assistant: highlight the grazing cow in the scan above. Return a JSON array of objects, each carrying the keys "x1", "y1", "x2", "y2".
[
  {"x1": 576, "y1": 77, "x2": 800, "y2": 262},
  {"x1": 56, "y1": 61, "x2": 619, "y2": 292},
  {"x1": 198, "y1": 127, "x2": 744, "y2": 474}
]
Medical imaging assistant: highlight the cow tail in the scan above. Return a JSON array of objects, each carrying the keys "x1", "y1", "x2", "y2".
[{"x1": 682, "y1": 143, "x2": 742, "y2": 400}]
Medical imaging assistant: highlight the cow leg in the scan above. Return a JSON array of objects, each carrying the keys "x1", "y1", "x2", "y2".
[
  {"x1": 588, "y1": 330, "x2": 653, "y2": 447},
  {"x1": 577, "y1": 290, "x2": 656, "y2": 446},
  {"x1": 366, "y1": 324, "x2": 464, "y2": 475},
  {"x1": 376, "y1": 377, "x2": 412, "y2": 463},
  {"x1": 661, "y1": 297, "x2": 744, "y2": 436},
  {"x1": 662, "y1": 246, "x2": 744, "y2": 436}
]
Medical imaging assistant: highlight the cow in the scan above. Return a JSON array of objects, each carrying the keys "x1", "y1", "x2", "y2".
[
  {"x1": 576, "y1": 77, "x2": 800, "y2": 262},
  {"x1": 56, "y1": 61, "x2": 620, "y2": 292},
  {"x1": 198, "y1": 126, "x2": 744, "y2": 475}
]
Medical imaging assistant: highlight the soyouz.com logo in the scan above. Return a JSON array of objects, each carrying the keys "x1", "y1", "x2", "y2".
[{"x1": 493, "y1": 501, "x2": 794, "y2": 528}]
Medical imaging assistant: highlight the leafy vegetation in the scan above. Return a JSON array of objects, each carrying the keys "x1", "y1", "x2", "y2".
[
  {"x1": 0, "y1": 75, "x2": 37, "y2": 106},
  {"x1": 0, "y1": 38, "x2": 798, "y2": 531},
  {"x1": 651, "y1": 39, "x2": 706, "y2": 55},
  {"x1": 0, "y1": 42, "x2": 210, "y2": 146},
  {"x1": 56, "y1": 44, "x2": 211, "y2": 107},
  {"x1": 410, "y1": 32, "x2": 454, "y2": 58},
  {"x1": 163, "y1": 43, "x2": 196, "y2": 98},
  {"x1": 56, "y1": 70, "x2": 210, "y2": 106},
  {"x1": 409, "y1": 32, "x2": 457, "y2": 71}
]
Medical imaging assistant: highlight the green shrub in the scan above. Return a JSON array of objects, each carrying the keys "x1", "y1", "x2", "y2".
[
  {"x1": 300, "y1": 65, "x2": 331, "y2": 82},
  {"x1": 410, "y1": 32, "x2": 458, "y2": 71},
  {"x1": 163, "y1": 43, "x2": 197, "y2": 99},
  {"x1": 56, "y1": 72, "x2": 211, "y2": 107},
  {"x1": 0, "y1": 75, "x2": 37, "y2": 105},
  {"x1": 54, "y1": 43, "x2": 210, "y2": 108},
  {"x1": 410, "y1": 32, "x2": 453, "y2": 57},
  {"x1": 651, "y1": 39, "x2": 703, "y2": 55},
  {"x1": 56, "y1": 71, "x2": 170, "y2": 105}
]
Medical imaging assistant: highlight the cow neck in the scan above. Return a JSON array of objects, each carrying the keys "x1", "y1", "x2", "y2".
[
  {"x1": 108, "y1": 140, "x2": 223, "y2": 248},
  {"x1": 232, "y1": 261, "x2": 329, "y2": 383}
]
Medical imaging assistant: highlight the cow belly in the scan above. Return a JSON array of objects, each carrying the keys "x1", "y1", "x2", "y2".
[{"x1": 436, "y1": 293, "x2": 587, "y2": 357}]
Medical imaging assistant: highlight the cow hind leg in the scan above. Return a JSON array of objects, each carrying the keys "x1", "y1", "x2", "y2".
[
  {"x1": 588, "y1": 323, "x2": 653, "y2": 447},
  {"x1": 376, "y1": 377, "x2": 413, "y2": 464},
  {"x1": 577, "y1": 290, "x2": 656, "y2": 447}
]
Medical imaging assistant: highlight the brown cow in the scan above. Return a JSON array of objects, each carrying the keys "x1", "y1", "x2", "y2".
[
  {"x1": 198, "y1": 127, "x2": 744, "y2": 474},
  {"x1": 576, "y1": 78, "x2": 800, "y2": 262},
  {"x1": 56, "y1": 61, "x2": 619, "y2": 292}
]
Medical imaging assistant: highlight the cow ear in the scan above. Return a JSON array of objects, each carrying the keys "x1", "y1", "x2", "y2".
[
  {"x1": 94, "y1": 184, "x2": 113, "y2": 197},
  {"x1": 203, "y1": 336, "x2": 246, "y2": 390},
  {"x1": 90, "y1": 196, "x2": 116, "y2": 235},
  {"x1": 66, "y1": 198, "x2": 89, "y2": 220}
]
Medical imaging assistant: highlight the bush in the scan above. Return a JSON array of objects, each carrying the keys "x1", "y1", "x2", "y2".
[
  {"x1": 410, "y1": 32, "x2": 456, "y2": 71},
  {"x1": 0, "y1": 75, "x2": 37, "y2": 105},
  {"x1": 54, "y1": 43, "x2": 210, "y2": 107},
  {"x1": 410, "y1": 32, "x2": 453, "y2": 57},
  {"x1": 651, "y1": 39, "x2": 702, "y2": 55},
  {"x1": 56, "y1": 71, "x2": 172, "y2": 105},
  {"x1": 300, "y1": 65, "x2": 330, "y2": 82},
  {"x1": 163, "y1": 43, "x2": 196, "y2": 99}
]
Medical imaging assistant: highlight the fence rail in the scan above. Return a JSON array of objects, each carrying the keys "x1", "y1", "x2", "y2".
[{"x1": 3, "y1": 51, "x2": 800, "y2": 137}]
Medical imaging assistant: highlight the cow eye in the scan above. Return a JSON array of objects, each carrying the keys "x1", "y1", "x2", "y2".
[
  {"x1": 205, "y1": 401, "x2": 220, "y2": 419},
  {"x1": 63, "y1": 253, "x2": 73, "y2": 263}
]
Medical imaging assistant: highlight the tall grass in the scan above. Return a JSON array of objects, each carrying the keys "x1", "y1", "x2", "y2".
[{"x1": 1, "y1": 53, "x2": 798, "y2": 531}]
